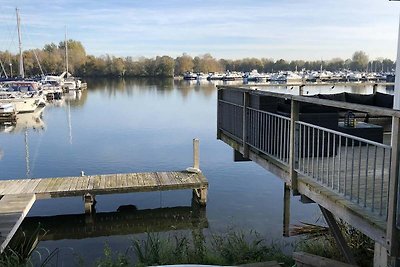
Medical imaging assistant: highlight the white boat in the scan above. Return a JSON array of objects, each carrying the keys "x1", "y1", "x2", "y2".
[
  {"x1": 0, "y1": 94, "x2": 41, "y2": 113},
  {"x1": 244, "y1": 70, "x2": 269, "y2": 82},
  {"x1": 223, "y1": 72, "x2": 243, "y2": 81}
]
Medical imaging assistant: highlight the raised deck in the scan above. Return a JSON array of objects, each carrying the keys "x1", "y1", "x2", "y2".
[{"x1": 217, "y1": 85, "x2": 400, "y2": 264}]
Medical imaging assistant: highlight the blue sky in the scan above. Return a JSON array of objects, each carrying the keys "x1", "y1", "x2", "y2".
[{"x1": 0, "y1": 0, "x2": 399, "y2": 60}]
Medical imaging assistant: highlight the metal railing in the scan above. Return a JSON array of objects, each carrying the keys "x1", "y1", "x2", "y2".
[
  {"x1": 218, "y1": 99, "x2": 243, "y2": 140},
  {"x1": 247, "y1": 108, "x2": 291, "y2": 164},
  {"x1": 218, "y1": 94, "x2": 392, "y2": 219},
  {"x1": 295, "y1": 121, "x2": 391, "y2": 218}
]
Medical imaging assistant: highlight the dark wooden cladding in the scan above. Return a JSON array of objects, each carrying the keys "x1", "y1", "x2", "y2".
[{"x1": 217, "y1": 85, "x2": 400, "y2": 118}]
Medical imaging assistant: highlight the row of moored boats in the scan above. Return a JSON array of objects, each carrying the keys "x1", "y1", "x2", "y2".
[
  {"x1": 183, "y1": 70, "x2": 393, "y2": 83},
  {"x1": 0, "y1": 73, "x2": 86, "y2": 118}
]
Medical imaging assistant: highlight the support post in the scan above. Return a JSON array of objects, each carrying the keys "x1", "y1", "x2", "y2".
[
  {"x1": 283, "y1": 183, "x2": 290, "y2": 237},
  {"x1": 243, "y1": 91, "x2": 250, "y2": 158},
  {"x1": 217, "y1": 89, "x2": 222, "y2": 139},
  {"x1": 373, "y1": 83, "x2": 378, "y2": 95},
  {"x1": 319, "y1": 205, "x2": 357, "y2": 265},
  {"x1": 289, "y1": 100, "x2": 299, "y2": 194},
  {"x1": 375, "y1": 242, "x2": 388, "y2": 267},
  {"x1": 299, "y1": 84, "x2": 305, "y2": 96},
  {"x1": 387, "y1": 15, "x2": 400, "y2": 266},
  {"x1": 193, "y1": 187, "x2": 208, "y2": 206},
  {"x1": 387, "y1": 116, "x2": 400, "y2": 265},
  {"x1": 84, "y1": 193, "x2": 96, "y2": 214}
]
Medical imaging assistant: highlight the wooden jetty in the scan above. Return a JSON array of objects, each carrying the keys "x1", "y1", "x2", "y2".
[
  {"x1": 0, "y1": 139, "x2": 208, "y2": 254},
  {"x1": 217, "y1": 85, "x2": 400, "y2": 266}
]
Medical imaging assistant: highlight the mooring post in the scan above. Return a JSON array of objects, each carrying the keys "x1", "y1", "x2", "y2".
[{"x1": 187, "y1": 138, "x2": 201, "y2": 173}]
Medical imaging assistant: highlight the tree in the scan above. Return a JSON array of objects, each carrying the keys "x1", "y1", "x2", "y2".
[
  {"x1": 175, "y1": 53, "x2": 194, "y2": 75},
  {"x1": 351, "y1": 51, "x2": 369, "y2": 71}
]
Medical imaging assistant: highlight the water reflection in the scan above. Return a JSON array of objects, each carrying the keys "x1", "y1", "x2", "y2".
[
  {"x1": 0, "y1": 108, "x2": 45, "y2": 134},
  {"x1": 21, "y1": 202, "x2": 207, "y2": 240}
]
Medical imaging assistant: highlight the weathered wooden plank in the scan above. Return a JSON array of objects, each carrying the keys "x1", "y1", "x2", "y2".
[
  {"x1": 0, "y1": 172, "x2": 208, "y2": 198},
  {"x1": 34, "y1": 179, "x2": 53, "y2": 193},
  {"x1": 20, "y1": 179, "x2": 41, "y2": 194},
  {"x1": 93, "y1": 175, "x2": 101, "y2": 190},
  {"x1": 99, "y1": 175, "x2": 106, "y2": 189},
  {"x1": 0, "y1": 194, "x2": 36, "y2": 254}
]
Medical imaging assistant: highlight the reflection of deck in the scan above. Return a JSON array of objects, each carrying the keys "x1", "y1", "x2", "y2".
[{"x1": 21, "y1": 205, "x2": 208, "y2": 241}]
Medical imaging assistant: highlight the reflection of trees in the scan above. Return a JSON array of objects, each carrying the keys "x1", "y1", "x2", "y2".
[{"x1": 83, "y1": 78, "x2": 218, "y2": 99}]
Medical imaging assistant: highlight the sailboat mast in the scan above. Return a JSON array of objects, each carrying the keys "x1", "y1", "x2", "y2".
[
  {"x1": 16, "y1": 8, "x2": 24, "y2": 78},
  {"x1": 65, "y1": 26, "x2": 68, "y2": 75}
]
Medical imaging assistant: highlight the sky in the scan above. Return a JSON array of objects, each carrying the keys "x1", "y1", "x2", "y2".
[{"x1": 0, "y1": 0, "x2": 399, "y2": 61}]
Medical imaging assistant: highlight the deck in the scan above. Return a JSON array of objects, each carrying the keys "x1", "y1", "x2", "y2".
[
  {"x1": 0, "y1": 170, "x2": 208, "y2": 253},
  {"x1": 217, "y1": 85, "x2": 400, "y2": 264}
]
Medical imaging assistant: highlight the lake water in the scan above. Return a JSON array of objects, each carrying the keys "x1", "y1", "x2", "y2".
[{"x1": 0, "y1": 79, "x2": 391, "y2": 265}]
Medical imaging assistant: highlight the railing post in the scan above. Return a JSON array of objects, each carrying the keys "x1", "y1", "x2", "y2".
[
  {"x1": 217, "y1": 89, "x2": 222, "y2": 139},
  {"x1": 243, "y1": 91, "x2": 250, "y2": 158},
  {"x1": 387, "y1": 116, "x2": 400, "y2": 265},
  {"x1": 289, "y1": 99, "x2": 299, "y2": 194}
]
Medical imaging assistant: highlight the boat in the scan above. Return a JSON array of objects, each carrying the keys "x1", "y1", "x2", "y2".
[
  {"x1": 222, "y1": 71, "x2": 243, "y2": 81},
  {"x1": 183, "y1": 72, "x2": 197, "y2": 80},
  {"x1": 244, "y1": 70, "x2": 269, "y2": 82},
  {"x1": 207, "y1": 72, "x2": 224, "y2": 80}
]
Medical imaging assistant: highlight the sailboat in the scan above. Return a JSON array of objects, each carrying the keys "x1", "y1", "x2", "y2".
[
  {"x1": 0, "y1": 8, "x2": 43, "y2": 115},
  {"x1": 63, "y1": 27, "x2": 84, "y2": 91}
]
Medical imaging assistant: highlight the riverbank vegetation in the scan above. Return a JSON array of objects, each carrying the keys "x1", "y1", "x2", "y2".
[
  {"x1": 1, "y1": 222, "x2": 374, "y2": 266},
  {"x1": 0, "y1": 40, "x2": 395, "y2": 78}
]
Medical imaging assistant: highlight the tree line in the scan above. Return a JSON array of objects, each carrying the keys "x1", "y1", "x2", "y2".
[{"x1": 0, "y1": 40, "x2": 395, "y2": 78}]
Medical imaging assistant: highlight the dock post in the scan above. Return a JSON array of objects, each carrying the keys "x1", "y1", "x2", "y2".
[
  {"x1": 243, "y1": 91, "x2": 250, "y2": 158},
  {"x1": 289, "y1": 100, "x2": 299, "y2": 194},
  {"x1": 193, "y1": 187, "x2": 208, "y2": 206},
  {"x1": 187, "y1": 138, "x2": 201, "y2": 173},
  {"x1": 84, "y1": 193, "x2": 96, "y2": 214}
]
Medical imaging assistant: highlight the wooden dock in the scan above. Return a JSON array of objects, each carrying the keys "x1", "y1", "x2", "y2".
[
  {"x1": 0, "y1": 194, "x2": 36, "y2": 253},
  {"x1": 0, "y1": 170, "x2": 208, "y2": 253}
]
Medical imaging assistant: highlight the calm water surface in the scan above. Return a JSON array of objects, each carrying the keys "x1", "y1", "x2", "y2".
[{"x1": 0, "y1": 79, "x2": 390, "y2": 265}]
